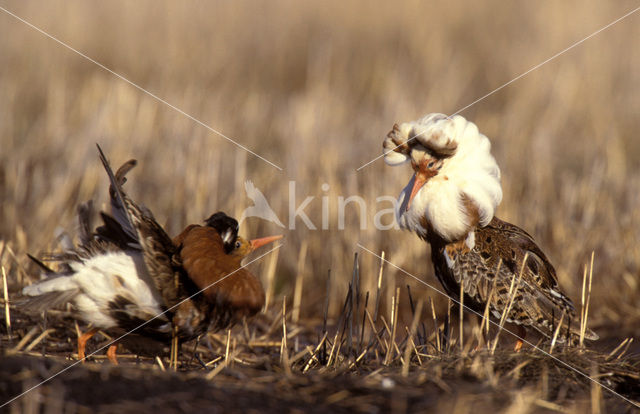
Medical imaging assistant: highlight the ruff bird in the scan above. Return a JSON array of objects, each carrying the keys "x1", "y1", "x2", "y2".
[
  {"x1": 383, "y1": 113, "x2": 597, "y2": 346},
  {"x1": 22, "y1": 147, "x2": 281, "y2": 363}
]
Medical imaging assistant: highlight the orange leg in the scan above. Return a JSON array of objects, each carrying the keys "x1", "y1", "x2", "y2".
[
  {"x1": 77, "y1": 327, "x2": 99, "y2": 362},
  {"x1": 106, "y1": 344, "x2": 119, "y2": 365},
  {"x1": 514, "y1": 325, "x2": 526, "y2": 352}
]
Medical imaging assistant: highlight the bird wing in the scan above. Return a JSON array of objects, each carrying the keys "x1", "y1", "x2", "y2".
[
  {"x1": 485, "y1": 217, "x2": 565, "y2": 296},
  {"x1": 96, "y1": 145, "x2": 183, "y2": 310},
  {"x1": 458, "y1": 217, "x2": 596, "y2": 341}
]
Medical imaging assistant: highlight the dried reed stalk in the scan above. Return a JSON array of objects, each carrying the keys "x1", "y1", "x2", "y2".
[
  {"x1": 549, "y1": 310, "x2": 566, "y2": 354},
  {"x1": 292, "y1": 240, "x2": 308, "y2": 323},
  {"x1": 384, "y1": 287, "x2": 400, "y2": 365},
  {"x1": 2, "y1": 265, "x2": 11, "y2": 340},
  {"x1": 429, "y1": 297, "x2": 440, "y2": 352},
  {"x1": 24, "y1": 329, "x2": 54, "y2": 352},
  {"x1": 358, "y1": 291, "x2": 369, "y2": 352},
  {"x1": 590, "y1": 362, "x2": 602, "y2": 414},
  {"x1": 402, "y1": 299, "x2": 423, "y2": 377},
  {"x1": 364, "y1": 308, "x2": 384, "y2": 357},
  {"x1": 480, "y1": 260, "x2": 501, "y2": 337},
  {"x1": 404, "y1": 327, "x2": 423, "y2": 365},
  {"x1": 170, "y1": 325, "x2": 179, "y2": 371},
  {"x1": 347, "y1": 253, "x2": 359, "y2": 356},
  {"x1": 281, "y1": 297, "x2": 288, "y2": 364},
  {"x1": 12, "y1": 326, "x2": 39, "y2": 352},
  {"x1": 303, "y1": 332, "x2": 328, "y2": 373},
  {"x1": 459, "y1": 279, "x2": 464, "y2": 352},
  {"x1": 225, "y1": 329, "x2": 231, "y2": 363},
  {"x1": 155, "y1": 356, "x2": 166, "y2": 371},
  {"x1": 373, "y1": 251, "x2": 385, "y2": 323},
  {"x1": 263, "y1": 247, "x2": 280, "y2": 312},
  {"x1": 580, "y1": 251, "x2": 595, "y2": 348}
]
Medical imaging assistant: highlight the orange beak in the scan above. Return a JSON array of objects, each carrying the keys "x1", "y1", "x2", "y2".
[
  {"x1": 406, "y1": 172, "x2": 428, "y2": 211},
  {"x1": 249, "y1": 235, "x2": 283, "y2": 250}
]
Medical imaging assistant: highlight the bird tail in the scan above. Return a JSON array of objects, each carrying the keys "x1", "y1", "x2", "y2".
[
  {"x1": 77, "y1": 200, "x2": 95, "y2": 246},
  {"x1": 19, "y1": 289, "x2": 79, "y2": 313},
  {"x1": 537, "y1": 310, "x2": 599, "y2": 343},
  {"x1": 580, "y1": 327, "x2": 599, "y2": 341},
  {"x1": 20, "y1": 262, "x2": 79, "y2": 313}
]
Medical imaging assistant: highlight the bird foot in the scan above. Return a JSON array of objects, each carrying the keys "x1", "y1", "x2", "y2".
[
  {"x1": 514, "y1": 340, "x2": 523, "y2": 352},
  {"x1": 513, "y1": 325, "x2": 526, "y2": 352},
  {"x1": 77, "y1": 327, "x2": 99, "y2": 362},
  {"x1": 106, "y1": 344, "x2": 119, "y2": 365}
]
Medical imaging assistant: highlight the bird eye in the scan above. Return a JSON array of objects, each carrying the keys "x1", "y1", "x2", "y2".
[{"x1": 235, "y1": 241, "x2": 241, "y2": 248}]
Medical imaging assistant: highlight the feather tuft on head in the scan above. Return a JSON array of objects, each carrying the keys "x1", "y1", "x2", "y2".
[{"x1": 385, "y1": 113, "x2": 502, "y2": 242}]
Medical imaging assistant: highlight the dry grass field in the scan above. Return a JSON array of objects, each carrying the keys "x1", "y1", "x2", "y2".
[{"x1": 1, "y1": 1, "x2": 639, "y2": 412}]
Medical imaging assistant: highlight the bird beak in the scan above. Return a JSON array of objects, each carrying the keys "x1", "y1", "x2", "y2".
[
  {"x1": 406, "y1": 172, "x2": 428, "y2": 211},
  {"x1": 249, "y1": 235, "x2": 283, "y2": 250}
]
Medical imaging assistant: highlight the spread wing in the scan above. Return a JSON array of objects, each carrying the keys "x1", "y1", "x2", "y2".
[{"x1": 96, "y1": 144, "x2": 184, "y2": 310}]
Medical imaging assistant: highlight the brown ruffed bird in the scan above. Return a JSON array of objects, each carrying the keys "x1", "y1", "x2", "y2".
[
  {"x1": 383, "y1": 113, "x2": 597, "y2": 347},
  {"x1": 22, "y1": 146, "x2": 281, "y2": 363}
]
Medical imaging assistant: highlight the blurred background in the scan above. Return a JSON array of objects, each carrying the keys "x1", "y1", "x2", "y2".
[{"x1": 1, "y1": 1, "x2": 639, "y2": 337}]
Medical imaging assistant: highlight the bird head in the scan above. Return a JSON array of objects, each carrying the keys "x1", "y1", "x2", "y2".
[
  {"x1": 205, "y1": 211, "x2": 240, "y2": 253},
  {"x1": 205, "y1": 211, "x2": 283, "y2": 257},
  {"x1": 406, "y1": 152, "x2": 445, "y2": 211},
  {"x1": 230, "y1": 235, "x2": 283, "y2": 259},
  {"x1": 383, "y1": 113, "x2": 502, "y2": 242}
]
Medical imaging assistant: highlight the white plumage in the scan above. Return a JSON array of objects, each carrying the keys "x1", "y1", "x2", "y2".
[
  {"x1": 22, "y1": 251, "x2": 169, "y2": 331},
  {"x1": 384, "y1": 113, "x2": 502, "y2": 241}
]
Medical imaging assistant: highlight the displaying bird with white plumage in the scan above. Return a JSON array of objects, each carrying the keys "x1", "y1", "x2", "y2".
[{"x1": 383, "y1": 113, "x2": 597, "y2": 346}]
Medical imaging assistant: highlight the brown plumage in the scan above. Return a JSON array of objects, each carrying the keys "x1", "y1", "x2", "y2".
[
  {"x1": 171, "y1": 224, "x2": 271, "y2": 334},
  {"x1": 96, "y1": 145, "x2": 280, "y2": 339},
  {"x1": 427, "y1": 216, "x2": 598, "y2": 343},
  {"x1": 97, "y1": 150, "x2": 185, "y2": 313}
]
